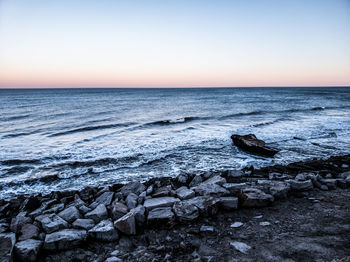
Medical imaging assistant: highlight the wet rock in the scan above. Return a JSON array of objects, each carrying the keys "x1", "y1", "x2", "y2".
[
  {"x1": 111, "y1": 202, "x2": 128, "y2": 220},
  {"x1": 10, "y1": 213, "x2": 32, "y2": 233},
  {"x1": 193, "y1": 183, "x2": 229, "y2": 196},
  {"x1": 14, "y1": 239, "x2": 42, "y2": 262},
  {"x1": 147, "y1": 207, "x2": 175, "y2": 227},
  {"x1": 18, "y1": 224, "x2": 39, "y2": 241},
  {"x1": 287, "y1": 179, "x2": 313, "y2": 191},
  {"x1": 120, "y1": 182, "x2": 146, "y2": 197},
  {"x1": 152, "y1": 186, "x2": 172, "y2": 197},
  {"x1": 189, "y1": 175, "x2": 203, "y2": 187},
  {"x1": 44, "y1": 229, "x2": 87, "y2": 251},
  {"x1": 126, "y1": 193, "x2": 138, "y2": 209},
  {"x1": 231, "y1": 134, "x2": 278, "y2": 157},
  {"x1": 173, "y1": 201, "x2": 199, "y2": 222},
  {"x1": 230, "y1": 241, "x2": 251, "y2": 254},
  {"x1": 72, "y1": 218, "x2": 95, "y2": 230},
  {"x1": 143, "y1": 197, "x2": 180, "y2": 210},
  {"x1": 0, "y1": 233, "x2": 16, "y2": 262},
  {"x1": 58, "y1": 206, "x2": 81, "y2": 223},
  {"x1": 239, "y1": 188, "x2": 274, "y2": 207},
  {"x1": 183, "y1": 196, "x2": 219, "y2": 216},
  {"x1": 218, "y1": 197, "x2": 238, "y2": 210},
  {"x1": 95, "y1": 191, "x2": 114, "y2": 206},
  {"x1": 85, "y1": 204, "x2": 108, "y2": 223},
  {"x1": 88, "y1": 219, "x2": 119, "y2": 241},
  {"x1": 35, "y1": 214, "x2": 68, "y2": 233},
  {"x1": 176, "y1": 186, "x2": 195, "y2": 200},
  {"x1": 114, "y1": 212, "x2": 136, "y2": 235}
]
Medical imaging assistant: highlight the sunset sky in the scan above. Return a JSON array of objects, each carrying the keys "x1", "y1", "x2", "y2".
[{"x1": 0, "y1": 0, "x2": 349, "y2": 88}]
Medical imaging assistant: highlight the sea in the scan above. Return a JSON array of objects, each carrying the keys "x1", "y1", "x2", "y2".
[{"x1": 1, "y1": 87, "x2": 350, "y2": 199}]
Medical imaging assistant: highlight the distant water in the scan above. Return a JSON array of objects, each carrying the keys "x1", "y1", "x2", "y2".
[{"x1": 1, "y1": 87, "x2": 350, "y2": 198}]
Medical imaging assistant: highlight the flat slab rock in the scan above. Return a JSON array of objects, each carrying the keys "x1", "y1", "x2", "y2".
[
  {"x1": 88, "y1": 219, "x2": 119, "y2": 241},
  {"x1": 231, "y1": 134, "x2": 278, "y2": 157},
  {"x1": 147, "y1": 207, "x2": 175, "y2": 226},
  {"x1": 239, "y1": 188, "x2": 274, "y2": 207},
  {"x1": 44, "y1": 229, "x2": 87, "y2": 251},
  {"x1": 143, "y1": 197, "x2": 180, "y2": 210}
]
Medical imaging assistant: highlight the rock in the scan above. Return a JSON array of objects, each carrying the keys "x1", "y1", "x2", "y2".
[
  {"x1": 146, "y1": 185, "x2": 153, "y2": 195},
  {"x1": 230, "y1": 241, "x2": 251, "y2": 254},
  {"x1": 130, "y1": 206, "x2": 146, "y2": 230},
  {"x1": 0, "y1": 233, "x2": 16, "y2": 262},
  {"x1": 183, "y1": 196, "x2": 219, "y2": 216},
  {"x1": 175, "y1": 186, "x2": 195, "y2": 200},
  {"x1": 295, "y1": 173, "x2": 307, "y2": 181},
  {"x1": 259, "y1": 221, "x2": 271, "y2": 226},
  {"x1": 193, "y1": 183, "x2": 229, "y2": 196},
  {"x1": 320, "y1": 179, "x2": 337, "y2": 190},
  {"x1": 320, "y1": 185, "x2": 328, "y2": 191},
  {"x1": 152, "y1": 186, "x2": 172, "y2": 197},
  {"x1": 10, "y1": 213, "x2": 32, "y2": 233},
  {"x1": 78, "y1": 205, "x2": 91, "y2": 214},
  {"x1": 143, "y1": 197, "x2": 180, "y2": 210},
  {"x1": 44, "y1": 229, "x2": 86, "y2": 251},
  {"x1": 173, "y1": 201, "x2": 199, "y2": 222},
  {"x1": 85, "y1": 204, "x2": 108, "y2": 223},
  {"x1": 14, "y1": 239, "x2": 42, "y2": 262},
  {"x1": 44, "y1": 203, "x2": 65, "y2": 214},
  {"x1": 227, "y1": 170, "x2": 244, "y2": 179},
  {"x1": 95, "y1": 191, "x2": 114, "y2": 206},
  {"x1": 147, "y1": 207, "x2": 175, "y2": 227},
  {"x1": 287, "y1": 179, "x2": 313, "y2": 191},
  {"x1": 72, "y1": 219, "x2": 95, "y2": 230},
  {"x1": 35, "y1": 214, "x2": 68, "y2": 233},
  {"x1": 0, "y1": 223, "x2": 8, "y2": 233},
  {"x1": 88, "y1": 219, "x2": 119, "y2": 241},
  {"x1": 79, "y1": 187, "x2": 95, "y2": 202},
  {"x1": 126, "y1": 193, "x2": 138, "y2": 209},
  {"x1": 257, "y1": 180, "x2": 290, "y2": 199},
  {"x1": 218, "y1": 197, "x2": 238, "y2": 210},
  {"x1": 58, "y1": 206, "x2": 81, "y2": 223},
  {"x1": 230, "y1": 222, "x2": 243, "y2": 228},
  {"x1": 202, "y1": 175, "x2": 226, "y2": 185},
  {"x1": 120, "y1": 182, "x2": 146, "y2": 197},
  {"x1": 177, "y1": 174, "x2": 188, "y2": 184},
  {"x1": 105, "y1": 257, "x2": 122, "y2": 262},
  {"x1": 239, "y1": 188, "x2": 274, "y2": 207},
  {"x1": 200, "y1": 225, "x2": 214, "y2": 233},
  {"x1": 336, "y1": 179, "x2": 348, "y2": 189},
  {"x1": 21, "y1": 196, "x2": 41, "y2": 212},
  {"x1": 189, "y1": 175, "x2": 203, "y2": 187},
  {"x1": 222, "y1": 183, "x2": 247, "y2": 194},
  {"x1": 111, "y1": 202, "x2": 128, "y2": 220},
  {"x1": 346, "y1": 175, "x2": 350, "y2": 184},
  {"x1": 18, "y1": 224, "x2": 39, "y2": 241},
  {"x1": 114, "y1": 212, "x2": 136, "y2": 235},
  {"x1": 231, "y1": 134, "x2": 278, "y2": 157}
]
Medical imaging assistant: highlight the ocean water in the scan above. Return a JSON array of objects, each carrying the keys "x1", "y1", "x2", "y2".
[{"x1": 1, "y1": 87, "x2": 350, "y2": 199}]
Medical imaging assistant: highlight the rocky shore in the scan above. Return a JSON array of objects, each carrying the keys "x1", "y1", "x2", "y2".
[{"x1": 1, "y1": 154, "x2": 350, "y2": 262}]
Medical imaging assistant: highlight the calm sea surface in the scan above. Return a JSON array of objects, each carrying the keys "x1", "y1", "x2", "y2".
[{"x1": 1, "y1": 87, "x2": 350, "y2": 198}]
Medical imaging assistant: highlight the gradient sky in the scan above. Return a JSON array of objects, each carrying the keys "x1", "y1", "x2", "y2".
[{"x1": 0, "y1": 0, "x2": 349, "y2": 88}]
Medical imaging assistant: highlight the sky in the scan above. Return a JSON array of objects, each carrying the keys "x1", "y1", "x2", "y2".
[{"x1": 0, "y1": 0, "x2": 349, "y2": 88}]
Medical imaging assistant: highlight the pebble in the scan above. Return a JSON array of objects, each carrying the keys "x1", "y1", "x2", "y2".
[
  {"x1": 230, "y1": 222, "x2": 243, "y2": 228},
  {"x1": 253, "y1": 215, "x2": 263, "y2": 219},
  {"x1": 230, "y1": 241, "x2": 251, "y2": 254},
  {"x1": 259, "y1": 221, "x2": 271, "y2": 226},
  {"x1": 200, "y1": 225, "x2": 214, "y2": 233}
]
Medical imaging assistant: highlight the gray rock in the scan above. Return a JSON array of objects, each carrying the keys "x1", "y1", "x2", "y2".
[
  {"x1": 202, "y1": 175, "x2": 226, "y2": 185},
  {"x1": 193, "y1": 183, "x2": 229, "y2": 196},
  {"x1": 295, "y1": 173, "x2": 307, "y2": 181},
  {"x1": 114, "y1": 212, "x2": 136, "y2": 235},
  {"x1": 88, "y1": 219, "x2": 119, "y2": 241},
  {"x1": 35, "y1": 214, "x2": 68, "y2": 233},
  {"x1": 230, "y1": 222, "x2": 243, "y2": 228},
  {"x1": 239, "y1": 187, "x2": 274, "y2": 207},
  {"x1": 146, "y1": 185, "x2": 153, "y2": 195},
  {"x1": 173, "y1": 201, "x2": 199, "y2": 222},
  {"x1": 14, "y1": 239, "x2": 42, "y2": 262},
  {"x1": 0, "y1": 233, "x2": 16, "y2": 262},
  {"x1": 44, "y1": 229, "x2": 87, "y2": 251},
  {"x1": 78, "y1": 205, "x2": 91, "y2": 214},
  {"x1": 44, "y1": 203, "x2": 65, "y2": 214},
  {"x1": 58, "y1": 206, "x2": 81, "y2": 223},
  {"x1": 130, "y1": 206, "x2": 146, "y2": 230},
  {"x1": 72, "y1": 219, "x2": 95, "y2": 230},
  {"x1": 222, "y1": 183, "x2": 247, "y2": 194},
  {"x1": 111, "y1": 202, "x2": 128, "y2": 220},
  {"x1": 230, "y1": 241, "x2": 251, "y2": 254},
  {"x1": 177, "y1": 174, "x2": 188, "y2": 184},
  {"x1": 189, "y1": 175, "x2": 203, "y2": 187},
  {"x1": 259, "y1": 221, "x2": 271, "y2": 226},
  {"x1": 287, "y1": 179, "x2": 313, "y2": 191},
  {"x1": 143, "y1": 197, "x2": 180, "y2": 210},
  {"x1": 227, "y1": 170, "x2": 244, "y2": 179},
  {"x1": 183, "y1": 196, "x2": 219, "y2": 216},
  {"x1": 120, "y1": 182, "x2": 146, "y2": 197},
  {"x1": 200, "y1": 225, "x2": 214, "y2": 233},
  {"x1": 18, "y1": 224, "x2": 39, "y2": 241},
  {"x1": 218, "y1": 197, "x2": 238, "y2": 210},
  {"x1": 95, "y1": 191, "x2": 114, "y2": 206},
  {"x1": 105, "y1": 257, "x2": 123, "y2": 262},
  {"x1": 85, "y1": 204, "x2": 108, "y2": 223},
  {"x1": 0, "y1": 223, "x2": 8, "y2": 233},
  {"x1": 10, "y1": 213, "x2": 32, "y2": 233},
  {"x1": 126, "y1": 193, "x2": 138, "y2": 209},
  {"x1": 320, "y1": 179, "x2": 337, "y2": 190},
  {"x1": 147, "y1": 207, "x2": 175, "y2": 226},
  {"x1": 257, "y1": 180, "x2": 290, "y2": 199},
  {"x1": 320, "y1": 185, "x2": 328, "y2": 191},
  {"x1": 176, "y1": 186, "x2": 195, "y2": 200},
  {"x1": 152, "y1": 185, "x2": 172, "y2": 197}
]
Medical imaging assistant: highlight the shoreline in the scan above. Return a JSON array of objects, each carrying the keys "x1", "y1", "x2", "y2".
[{"x1": 0, "y1": 154, "x2": 349, "y2": 261}]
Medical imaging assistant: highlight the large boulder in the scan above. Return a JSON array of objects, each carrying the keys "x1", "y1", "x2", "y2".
[
  {"x1": 130, "y1": 206, "x2": 146, "y2": 231},
  {"x1": 287, "y1": 179, "x2": 313, "y2": 191},
  {"x1": 126, "y1": 193, "x2": 138, "y2": 209},
  {"x1": 222, "y1": 183, "x2": 247, "y2": 194},
  {"x1": 58, "y1": 206, "x2": 81, "y2": 223},
  {"x1": 202, "y1": 175, "x2": 226, "y2": 185},
  {"x1": 231, "y1": 134, "x2": 278, "y2": 157},
  {"x1": 88, "y1": 219, "x2": 119, "y2": 241},
  {"x1": 183, "y1": 196, "x2": 219, "y2": 216},
  {"x1": 35, "y1": 214, "x2": 68, "y2": 233},
  {"x1": 143, "y1": 197, "x2": 180, "y2": 210},
  {"x1": 120, "y1": 182, "x2": 146, "y2": 197},
  {"x1": 239, "y1": 187, "x2": 274, "y2": 207},
  {"x1": 10, "y1": 213, "x2": 32, "y2": 233},
  {"x1": 147, "y1": 207, "x2": 175, "y2": 227},
  {"x1": 114, "y1": 212, "x2": 136, "y2": 235},
  {"x1": 18, "y1": 224, "x2": 39, "y2": 241},
  {"x1": 72, "y1": 219, "x2": 95, "y2": 230},
  {"x1": 14, "y1": 239, "x2": 42, "y2": 262},
  {"x1": 173, "y1": 201, "x2": 199, "y2": 222},
  {"x1": 95, "y1": 191, "x2": 114, "y2": 206},
  {"x1": 44, "y1": 229, "x2": 87, "y2": 251},
  {"x1": 111, "y1": 202, "x2": 128, "y2": 220},
  {"x1": 0, "y1": 233, "x2": 16, "y2": 262},
  {"x1": 85, "y1": 204, "x2": 108, "y2": 223},
  {"x1": 257, "y1": 180, "x2": 290, "y2": 199},
  {"x1": 175, "y1": 186, "x2": 195, "y2": 200}
]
